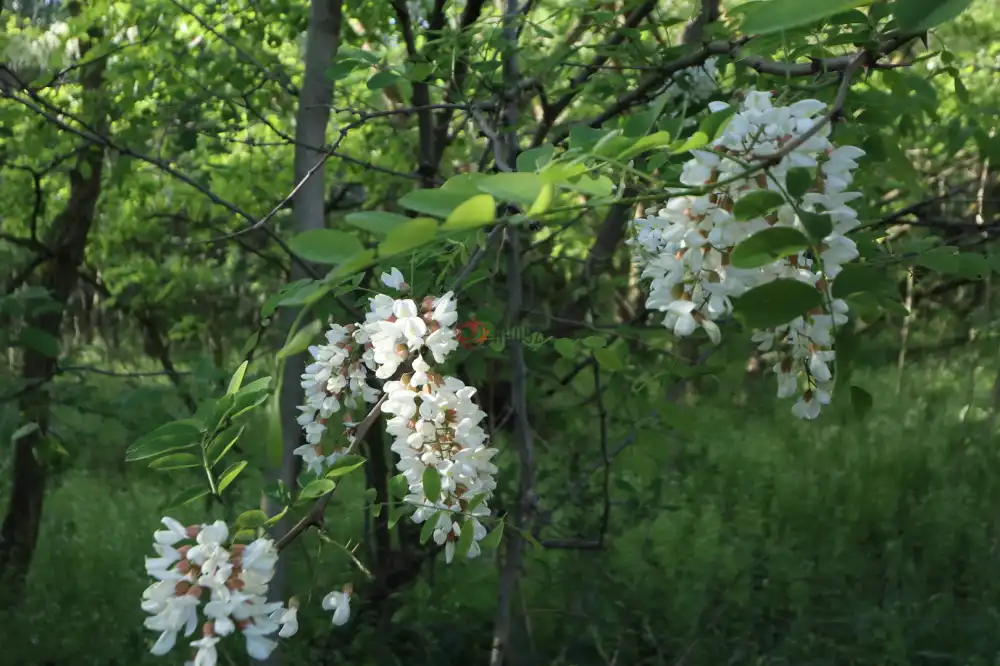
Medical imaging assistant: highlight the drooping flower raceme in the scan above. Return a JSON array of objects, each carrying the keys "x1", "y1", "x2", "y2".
[
  {"x1": 294, "y1": 269, "x2": 499, "y2": 562},
  {"x1": 661, "y1": 57, "x2": 719, "y2": 107},
  {"x1": 142, "y1": 518, "x2": 298, "y2": 663},
  {"x1": 630, "y1": 90, "x2": 865, "y2": 419}
]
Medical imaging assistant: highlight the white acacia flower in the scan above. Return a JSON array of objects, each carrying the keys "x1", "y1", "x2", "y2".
[
  {"x1": 142, "y1": 519, "x2": 292, "y2": 661},
  {"x1": 381, "y1": 267, "x2": 407, "y2": 291},
  {"x1": 190, "y1": 636, "x2": 219, "y2": 666},
  {"x1": 322, "y1": 589, "x2": 352, "y2": 626},
  {"x1": 273, "y1": 605, "x2": 298, "y2": 638},
  {"x1": 154, "y1": 517, "x2": 190, "y2": 546},
  {"x1": 630, "y1": 88, "x2": 864, "y2": 420}
]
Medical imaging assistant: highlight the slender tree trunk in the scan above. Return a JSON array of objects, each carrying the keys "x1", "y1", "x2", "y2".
[
  {"x1": 263, "y1": 0, "x2": 342, "y2": 658},
  {"x1": 0, "y1": 27, "x2": 108, "y2": 604},
  {"x1": 489, "y1": 2, "x2": 531, "y2": 664},
  {"x1": 895, "y1": 268, "x2": 915, "y2": 395}
]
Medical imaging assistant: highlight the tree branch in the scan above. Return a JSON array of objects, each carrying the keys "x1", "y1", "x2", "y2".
[{"x1": 275, "y1": 396, "x2": 387, "y2": 551}]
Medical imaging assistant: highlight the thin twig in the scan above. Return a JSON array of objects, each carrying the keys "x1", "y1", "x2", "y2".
[{"x1": 275, "y1": 396, "x2": 387, "y2": 551}]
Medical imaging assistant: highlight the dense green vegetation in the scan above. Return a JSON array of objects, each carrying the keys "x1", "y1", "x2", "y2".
[{"x1": 3, "y1": 0, "x2": 1000, "y2": 664}]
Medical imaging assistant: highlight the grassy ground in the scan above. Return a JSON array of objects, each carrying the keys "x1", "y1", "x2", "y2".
[{"x1": 4, "y1": 347, "x2": 1000, "y2": 665}]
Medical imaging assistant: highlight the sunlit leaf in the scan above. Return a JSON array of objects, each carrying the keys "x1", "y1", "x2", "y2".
[
  {"x1": 288, "y1": 230, "x2": 364, "y2": 265},
  {"x1": 443, "y1": 194, "x2": 496, "y2": 231},
  {"x1": 378, "y1": 218, "x2": 438, "y2": 256}
]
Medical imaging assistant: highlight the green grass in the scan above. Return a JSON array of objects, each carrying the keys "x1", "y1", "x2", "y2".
[{"x1": 4, "y1": 350, "x2": 1000, "y2": 665}]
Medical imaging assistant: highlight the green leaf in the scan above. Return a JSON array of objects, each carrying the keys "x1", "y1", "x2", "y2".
[
  {"x1": 240, "y1": 332, "x2": 260, "y2": 358},
  {"x1": 454, "y1": 517, "x2": 475, "y2": 558},
  {"x1": 126, "y1": 419, "x2": 204, "y2": 462},
  {"x1": 443, "y1": 194, "x2": 496, "y2": 231},
  {"x1": 207, "y1": 424, "x2": 245, "y2": 465},
  {"x1": 422, "y1": 466, "x2": 442, "y2": 503},
  {"x1": 733, "y1": 279, "x2": 824, "y2": 329},
  {"x1": 339, "y1": 46, "x2": 381, "y2": 64},
  {"x1": 730, "y1": 227, "x2": 810, "y2": 269},
  {"x1": 956, "y1": 252, "x2": 990, "y2": 280},
  {"x1": 367, "y1": 71, "x2": 402, "y2": 90},
  {"x1": 419, "y1": 513, "x2": 439, "y2": 544},
  {"x1": 569, "y1": 126, "x2": 608, "y2": 152},
  {"x1": 288, "y1": 230, "x2": 364, "y2": 265},
  {"x1": 465, "y1": 492, "x2": 489, "y2": 513},
  {"x1": 554, "y1": 338, "x2": 577, "y2": 359},
  {"x1": 262, "y1": 279, "x2": 311, "y2": 316},
  {"x1": 227, "y1": 361, "x2": 248, "y2": 396},
  {"x1": 616, "y1": 131, "x2": 674, "y2": 161},
  {"x1": 917, "y1": 246, "x2": 961, "y2": 274},
  {"x1": 832, "y1": 264, "x2": 890, "y2": 299},
  {"x1": 299, "y1": 479, "x2": 336, "y2": 501},
  {"x1": 785, "y1": 167, "x2": 814, "y2": 199},
  {"x1": 850, "y1": 385, "x2": 873, "y2": 419},
  {"x1": 178, "y1": 129, "x2": 198, "y2": 152},
  {"x1": 671, "y1": 131, "x2": 709, "y2": 154},
  {"x1": 799, "y1": 211, "x2": 833, "y2": 241},
  {"x1": 441, "y1": 173, "x2": 490, "y2": 197},
  {"x1": 277, "y1": 320, "x2": 322, "y2": 359},
  {"x1": 397, "y1": 188, "x2": 473, "y2": 217},
  {"x1": 378, "y1": 218, "x2": 438, "y2": 256},
  {"x1": 390, "y1": 473, "x2": 409, "y2": 499},
  {"x1": 264, "y1": 506, "x2": 288, "y2": 527},
  {"x1": 344, "y1": 211, "x2": 410, "y2": 235},
  {"x1": 582, "y1": 335, "x2": 606, "y2": 349},
  {"x1": 563, "y1": 173, "x2": 615, "y2": 198},
  {"x1": 733, "y1": 189, "x2": 786, "y2": 221},
  {"x1": 165, "y1": 486, "x2": 210, "y2": 509},
  {"x1": 740, "y1": 0, "x2": 867, "y2": 36},
  {"x1": 624, "y1": 92, "x2": 671, "y2": 138},
  {"x1": 18, "y1": 326, "x2": 60, "y2": 358},
  {"x1": 230, "y1": 389, "x2": 270, "y2": 420},
  {"x1": 388, "y1": 500, "x2": 403, "y2": 529},
  {"x1": 834, "y1": 325, "x2": 858, "y2": 389},
  {"x1": 699, "y1": 106, "x2": 737, "y2": 142},
  {"x1": 330, "y1": 249, "x2": 377, "y2": 279},
  {"x1": 953, "y1": 73, "x2": 969, "y2": 104},
  {"x1": 516, "y1": 145, "x2": 555, "y2": 172},
  {"x1": 325, "y1": 454, "x2": 367, "y2": 478},
  {"x1": 528, "y1": 183, "x2": 555, "y2": 216},
  {"x1": 893, "y1": 0, "x2": 974, "y2": 31},
  {"x1": 232, "y1": 529, "x2": 257, "y2": 543},
  {"x1": 327, "y1": 60, "x2": 363, "y2": 80},
  {"x1": 149, "y1": 453, "x2": 201, "y2": 471},
  {"x1": 479, "y1": 520, "x2": 505, "y2": 550},
  {"x1": 10, "y1": 422, "x2": 39, "y2": 443},
  {"x1": 235, "y1": 509, "x2": 269, "y2": 529},
  {"x1": 593, "y1": 347, "x2": 624, "y2": 372},
  {"x1": 217, "y1": 460, "x2": 248, "y2": 493},
  {"x1": 476, "y1": 173, "x2": 544, "y2": 206}
]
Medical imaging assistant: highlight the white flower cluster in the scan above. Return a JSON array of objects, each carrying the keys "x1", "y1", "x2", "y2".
[
  {"x1": 385, "y1": 367, "x2": 497, "y2": 563},
  {"x1": 3, "y1": 21, "x2": 80, "y2": 72},
  {"x1": 296, "y1": 268, "x2": 499, "y2": 562},
  {"x1": 662, "y1": 57, "x2": 719, "y2": 107},
  {"x1": 630, "y1": 90, "x2": 865, "y2": 420},
  {"x1": 142, "y1": 518, "x2": 304, "y2": 664}
]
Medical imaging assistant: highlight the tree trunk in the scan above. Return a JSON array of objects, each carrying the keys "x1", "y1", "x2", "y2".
[
  {"x1": 0, "y1": 30, "x2": 108, "y2": 604},
  {"x1": 263, "y1": 0, "x2": 343, "y2": 658}
]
